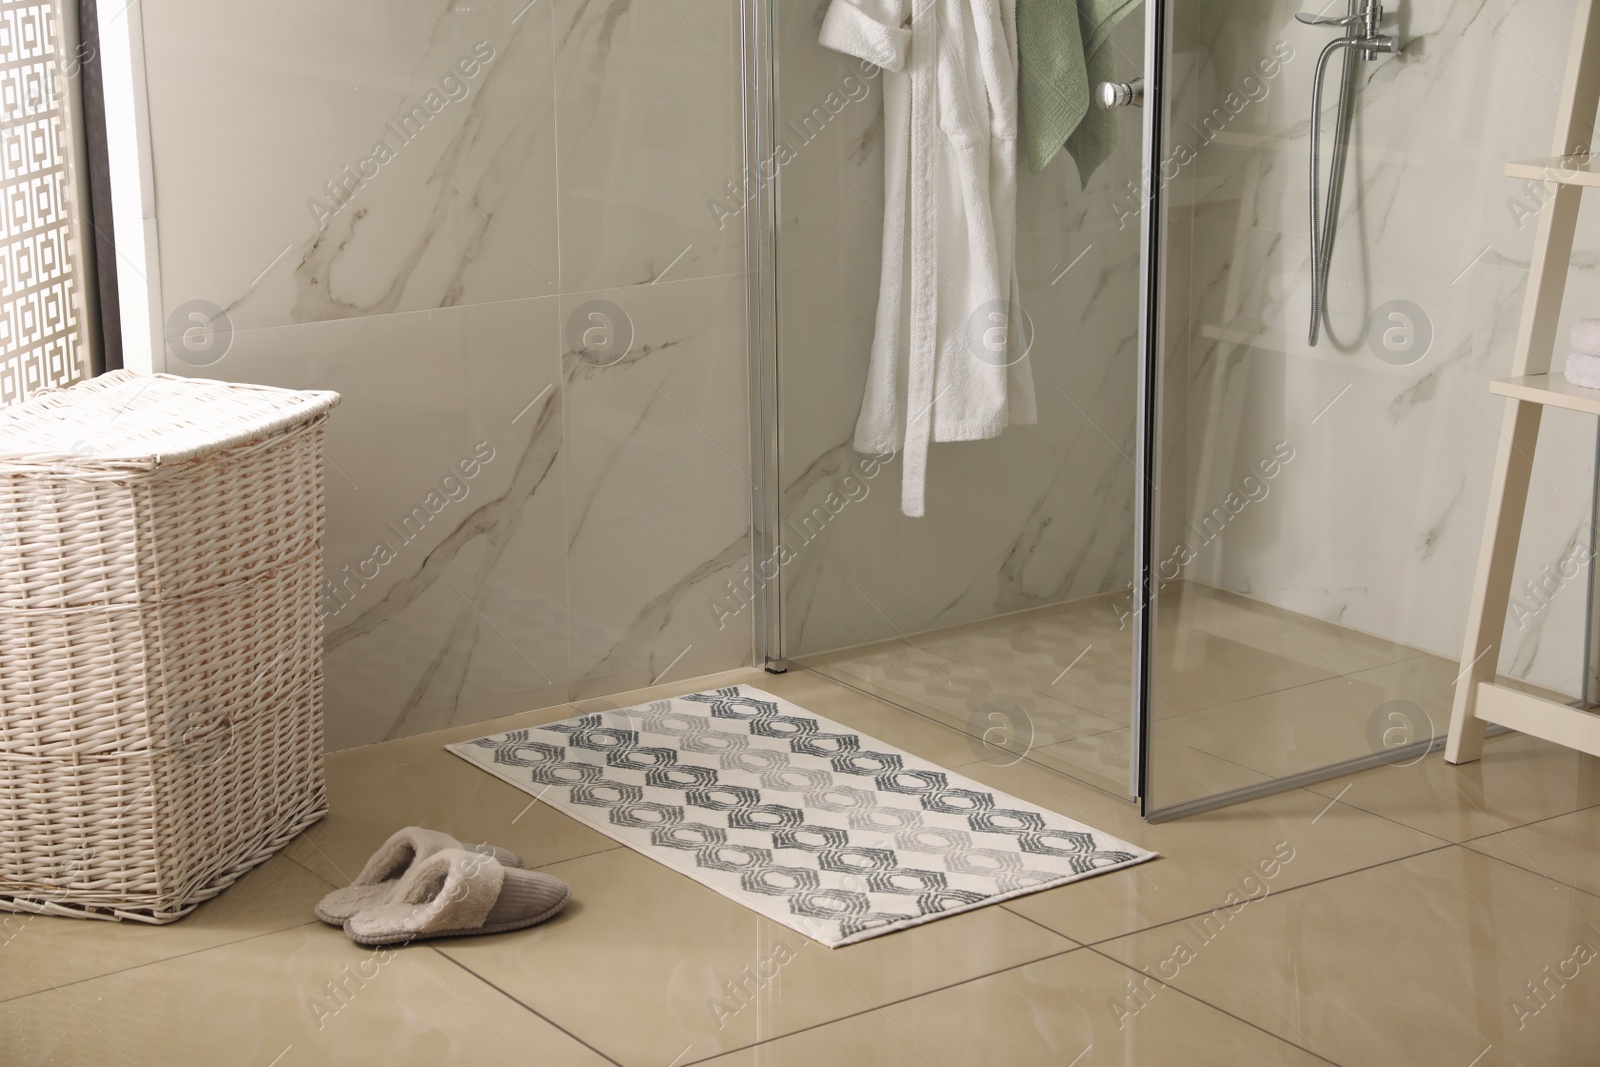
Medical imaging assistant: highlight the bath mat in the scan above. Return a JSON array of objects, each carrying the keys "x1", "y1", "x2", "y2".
[{"x1": 447, "y1": 685, "x2": 1154, "y2": 947}]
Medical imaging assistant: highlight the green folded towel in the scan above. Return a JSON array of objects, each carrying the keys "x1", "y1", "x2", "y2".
[{"x1": 1019, "y1": 0, "x2": 1143, "y2": 184}]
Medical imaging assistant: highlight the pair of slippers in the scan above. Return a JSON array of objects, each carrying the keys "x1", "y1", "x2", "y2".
[{"x1": 314, "y1": 827, "x2": 570, "y2": 946}]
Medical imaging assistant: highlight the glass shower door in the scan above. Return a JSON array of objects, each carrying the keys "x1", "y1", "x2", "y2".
[
  {"x1": 1140, "y1": 0, "x2": 1600, "y2": 817},
  {"x1": 766, "y1": 0, "x2": 1155, "y2": 801}
]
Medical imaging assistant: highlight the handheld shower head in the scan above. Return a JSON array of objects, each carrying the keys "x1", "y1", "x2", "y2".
[{"x1": 1301, "y1": 1, "x2": 1404, "y2": 345}]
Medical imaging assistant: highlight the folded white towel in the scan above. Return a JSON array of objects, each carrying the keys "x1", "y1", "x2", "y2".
[
  {"x1": 1571, "y1": 318, "x2": 1600, "y2": 356},
  {"x1": 1566, "y1": 351, "x2": 1600, "y2": 390}
]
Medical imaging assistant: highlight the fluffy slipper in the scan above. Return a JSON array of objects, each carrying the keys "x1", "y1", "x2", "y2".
[
  {"x1": 314, "y1": 828, "x2": 524, "y2": 925},
  {"x1": 342, "y1": 848, "x2": 570, "y2": 946}
]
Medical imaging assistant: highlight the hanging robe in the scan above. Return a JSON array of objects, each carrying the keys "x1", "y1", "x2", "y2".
[{"x1": 821, "y1": 0, "x2": 1037, "y2": 518}]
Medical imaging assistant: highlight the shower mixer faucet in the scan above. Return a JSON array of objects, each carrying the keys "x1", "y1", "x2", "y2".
[
  {"x1": 1295, "y1": 2, "x2": 1399, "y2": 60},
  {"x1": 1300, "y1": 1, "x2": 1404, "y2": 345}
]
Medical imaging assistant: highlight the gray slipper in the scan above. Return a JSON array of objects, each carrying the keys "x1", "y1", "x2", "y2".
[
  {"x1": 314, "y1": 828, "x2": 524, "y2": 925},
  {"x1": 342, "y1": 848, "x2": 570, "y2": 946}
]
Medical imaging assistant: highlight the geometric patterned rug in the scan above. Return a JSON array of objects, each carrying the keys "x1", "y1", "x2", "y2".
[{"x1": 447, "y1": 685, "x2": 1154, "y2": 947}]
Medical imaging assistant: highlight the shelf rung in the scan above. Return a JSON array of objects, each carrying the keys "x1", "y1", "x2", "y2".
[
  {"x1": 1475, "y1": 682, "x2": 1600, "y2": 757},
  {"x1": 1506, "y1": 154, "x2": 1600, "y2": 187},
  {"x1": 1489, "y1": 373, "x2": 1600, "y2": 415}
]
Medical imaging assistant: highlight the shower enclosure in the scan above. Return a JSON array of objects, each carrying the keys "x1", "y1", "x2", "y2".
[{"x1": 751, "y1": 0, "x2": 1600, "y2": 819}]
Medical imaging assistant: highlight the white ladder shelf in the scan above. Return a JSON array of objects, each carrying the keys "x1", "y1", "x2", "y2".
[{"x1": 1447, "y1": 0, "x2": 1600, "y2": 765}]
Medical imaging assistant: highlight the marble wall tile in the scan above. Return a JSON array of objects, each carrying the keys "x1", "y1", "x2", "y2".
[
  {"x1": 773, "y1": 255, "x2": 903, "y2": 653},
  {"x1": 142, "y1": 0, "x2": 560, "y2": 332},
  {"x1": 1167, "y1": 0, "x2": 1600, "y2": 694},
  {"x1": 771, "y1": 0, "x2": 888, "y2": 271},
  {"x1": 775, "y1": 6, "x2": 1148, "y2": 657},
  {"x1": 553, "y1": 0, "x2": 746, "y2": 291},
  {"x1": 207, "y1": 297, "x2": 570, "y2": 751},
  {"x1": 561, "y1": 272, "x2": 754, "y2": 698},
  {"x1": 144, "y1": 1, "x2": 757, "y2": 750}
]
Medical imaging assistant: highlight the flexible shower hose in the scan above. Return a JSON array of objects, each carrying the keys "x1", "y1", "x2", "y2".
[{"x1": 1307, "y1": 1, "x2": 1361, "y2": 347}]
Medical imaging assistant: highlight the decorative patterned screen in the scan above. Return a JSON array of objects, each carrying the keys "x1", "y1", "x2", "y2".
[{"x1": 0, "y1": 0, "x2": 90, "y2": 407}]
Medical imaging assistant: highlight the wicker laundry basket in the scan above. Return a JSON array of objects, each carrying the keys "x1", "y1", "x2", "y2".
[{"x1": 0, "y1": 371, "x2": 340, "y2": 922}]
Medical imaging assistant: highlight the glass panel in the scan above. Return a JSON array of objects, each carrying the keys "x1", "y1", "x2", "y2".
[
  {"x1": 1146, "y1": 0, "x2": 1598, "y2": 814},
  {"x1": 771, "y1": 1, "x2": 1150, "y2": 799}
]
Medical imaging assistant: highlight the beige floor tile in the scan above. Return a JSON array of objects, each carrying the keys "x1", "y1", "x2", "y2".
[
  {"x1": 1155, "y1": 655, "x2": 1461, "y2": 791},
  {"x1": 697, "y1": 949, "x2": 1325, "y2": 1067},
  {"x1": 15, "y1": 593, "x2": 1579, "y2": 1066},
  {"x1": 1098, "y1": 847, "x2": 1600, "y2": 1067},
  {"x1": 1150, "y1": 585, "x2": 1420, "y2": 720},
  {"x1": 803, "y1": 641, "x2": 1124, "y2": 749},
  {"x1": 0, "y1": 854, "x2": 331, "y2": 1003},
  {"x1": 1150, "y1": 629, "x2": 1339, "y2": 719},
  {"x1": 915, "y1": 605, "x2": 1134, "y2": 723},
  {"x1": 1305, "y1": 731, "x2": 1600, "y2": 843},
  {"x1": 0, "y1": 990, "x2": 117, "y2": 1066},
  {"x1": 1162, "y1": 584, "x2": 1425, "y2": 677},
  {"x1": 899, "y1": 590, "x2": 1129, "y2": 649},
  {"x1": 435, "y1": 846, "x2": 1075, "y2": 1067},
  {"x1": 810, "y1": 590, "x2": 1340, "y2": 732},
  {"x1": 955, "y1": 758, "x2": 1444, "y2": 944},
  {"x1": 964, "y1": 726, "x2": 1143, "y2": 802},
  {"x1": 288, "y1": 669, "x2": 774, "y2": 891},
  {"x1": 282, "y1": 724, "x2": 621, "y2": 889},
  {"x1": 922, "y1": 584, "x2": 1358, "y2": 720},
  {"x1": 684, "y1": 648, "x2": 1141, "y2": 800},
  {"x1": 687, "y1": 1011, "x2": 929, "y2": 1067},
  {"x1": 0, "y1": 925, "x2": 610, "y2": 1067},
  {"x1": 1021, "y1": 724, "x2": 1273, "y2": 805},
  {"x1": 1464, "y1": 806, "x2": 1600, "y2": 896},
  {"x1": 793, "y1": 585, "x2": 1456, "y2": 804}
]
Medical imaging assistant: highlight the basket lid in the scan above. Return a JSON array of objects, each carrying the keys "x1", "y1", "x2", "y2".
[{"x1": 0, "y1": 371, "x2": 341, "y2": 471}]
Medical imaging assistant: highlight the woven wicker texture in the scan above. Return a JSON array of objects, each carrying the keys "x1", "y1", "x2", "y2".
[{"x1": 0, "y1": 372, "x2": 340, "y2": 922}]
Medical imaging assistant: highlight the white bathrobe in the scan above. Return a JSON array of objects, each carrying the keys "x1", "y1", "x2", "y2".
[{"x1": 821, "y1": 0, "x2": 1036, "y2": 518}]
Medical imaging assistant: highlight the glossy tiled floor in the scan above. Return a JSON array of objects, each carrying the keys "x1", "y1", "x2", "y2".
[
  {"x1": 4, "y1": 660, "x2": 1600, "y2": 1065},
  {"x1": 804, "y1": 582, "x2": 1532, "y2": 812}
]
